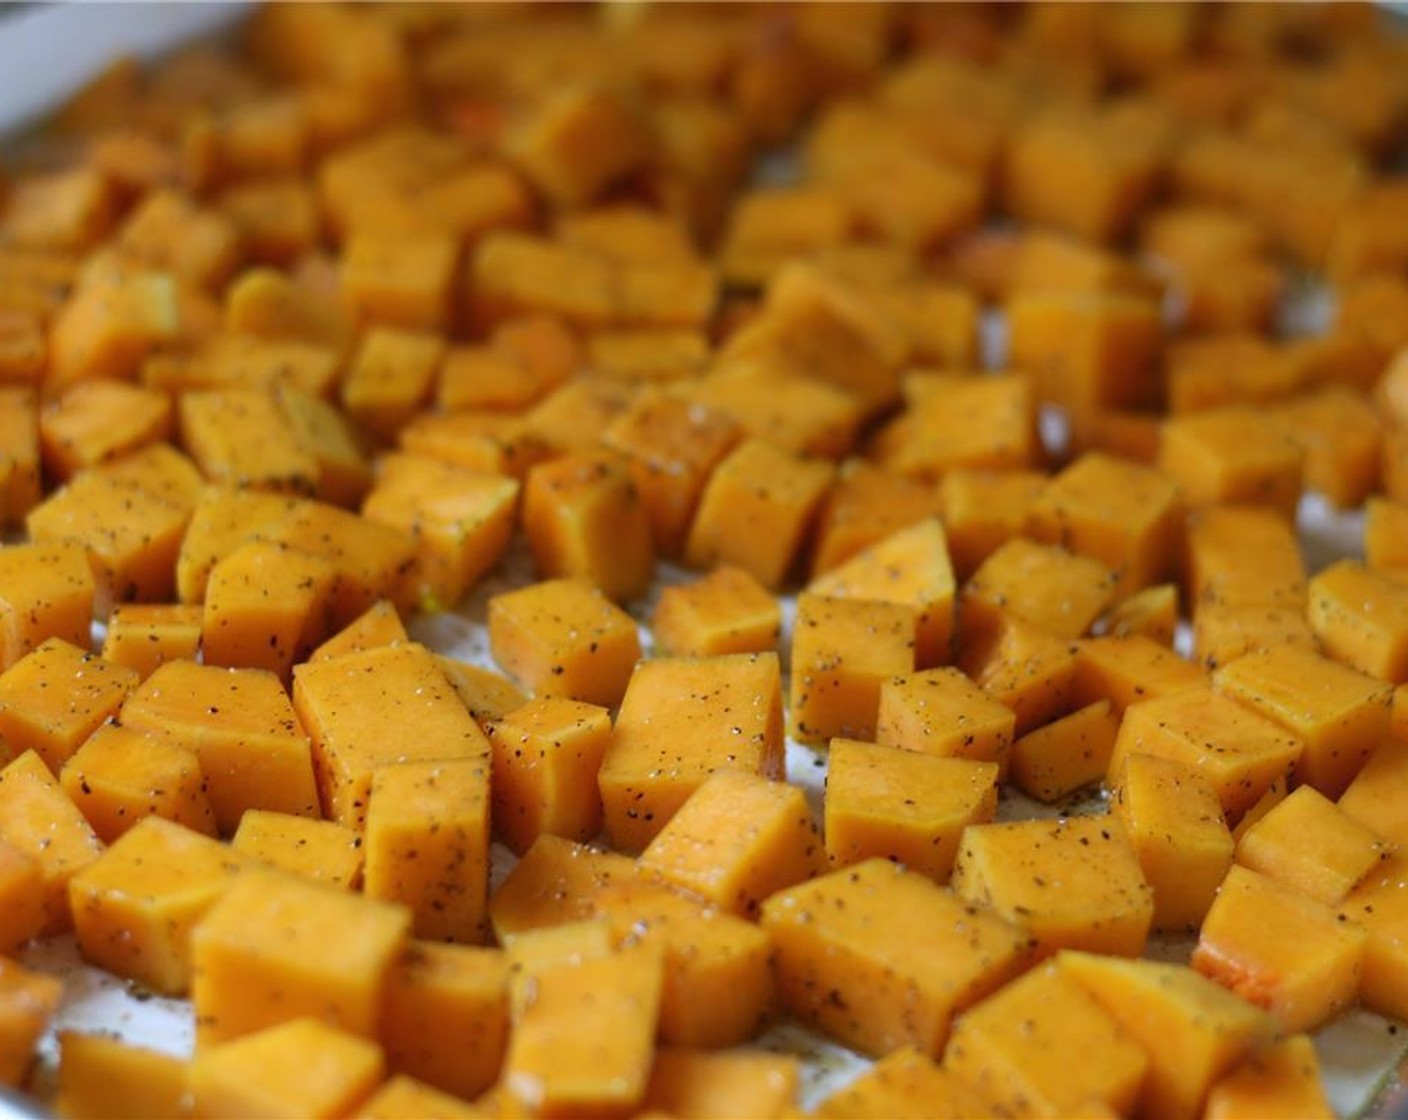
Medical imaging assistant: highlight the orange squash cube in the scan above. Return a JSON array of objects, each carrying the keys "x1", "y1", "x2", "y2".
[
  {"x1": 0, "y1": 841, "x2": 43, "y2": 955},
  {"x1": 231, "y1": 810, "x2": 363, "y2": 890},
  {"x1": 1010, "y1": 699, "x2": 1120, "y2": 804},
  {"x1": 0, "y1": 957, "x2": 63, "y2": 1088},
  {"x1": 0, "y1": 389, "x2": 41, "y2": 530},
  {"x1": 650, "y1": 566, "x2": 780, "y2": 658},
  {"x1": 342, "y1": 234, "x2": 458, "y2": 333},
  {"x1": 959, "y1": 537, "x2": 1117, "y2": 647},
  {"x1": 1204, "y1": 1034, "x2": 1334, "y2": 1120},
  {"x1": 39, "y1": 380, "x2": 173, "y2": 483},
  {"x1": 875, "y1": 667, "x2": 1017, "y2": 774},
  {"x1": 100, "y1": 603, "x2": 202, "y2": 680},
  {"x1": 640, "y1": 1048, "x2": 798, "y2": 1120},
  {"x1": 1340, "y1": 851, "x2": 1408, "y2": 1022},
  {"x1": 938, "y1": 468, "x2": 1048, "y2": 580},
  {"x1": 341, "y1": 328, "x2": 445, "y2": 442},
  {"x1": 487, "y1": 835, "x2": 634, "y2": 942},
  {"x1": 872, "y1": 375, "x2": 1038, "y2": 482},
  {"x1": 1158, "y1": 406, "x2": 1305, "y2": 520},
  {"x1": 811, "y1": 1047, "x2": 988, "y2": 1119},
  {"x1": 1308, "y1": 560, "x2": 1408, "y2": 683},
  {"x1": 54, "y1": 1032, "x2": 190, "y2": 1120}
]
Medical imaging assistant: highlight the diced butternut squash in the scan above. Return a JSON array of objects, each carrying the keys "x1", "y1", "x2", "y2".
[
  {"x1": 1158, "y1": 407, "x2": 1304, "y2": 520},
  {"x1": 342, "y1": 234, "x2": 458, "y2": 333},
  {"x1": 650, "y1": 566, "x2": 780, "y2": 658},
  {"x1": 487, "y1": 835, "x2": 634, "y2": 943},
  {"x1": 938, "y1": 468, "x2": 1048, "y2": 581},
  {"x1": 1204, "y1": 1034, "x2": 1334, "y2": 1120},
  {"x1": 761, "y1": 859, "x2": 1031, "y2": 1057},
  {"x1": 811, "y1": 1047, "x2": 989, "y2": 1119},
  {"x1": 38, "y1": 380, "x2": 173, "y2": 483},
  {"x1": 0, "y1": 957, "x2": 63, "y2": 1088},
  {"x1": 0, "y1": 841, "x2": 44, "y2": 955},
  {"x1": 875, "y1": 667, "x2": 1016, "y2": 773},
  {"x1": 810, "y1": 459, "x2": 940, "y2": 579},
  {"x1": 599, "y1": 653, "x2": 784, "y2": 853},
  {"x1": 959, "y1": 537, "x2": 1117, "y2": 647},
  {"x1": 958, "y1": 616, "x2": 1081, "y2": 737},
  {"x1": 640, "y1": 1048, "x2": 799, "y2": 1120},
  {"x1": 0, "y1": 389, "x2": 41, "y2": 530},
  {"x1": 101, "y1": 603, "x2": 202, "y2": 680},
  {"x1": 54, "y1": 1033, "x2": 189, "y2": 1120},
  {"x1": 231, "y1": 810, "x2": 362, "y2": 890},
  {"x1": 1010, "y1": 699, "x2": 1120, "y2": 803},
  {"x1": 1071, "y1": 635, "x2": 1206, "y2": 715},
  {"x1": 341, "y1": 328, "x2": 445, "y2": 442},
  {"x1": 872, "y1": 376, "x2": 1038, "y2": 482},
  {"x1": 1308, "y1": 559, "x2": 1408, "y2": 683}
]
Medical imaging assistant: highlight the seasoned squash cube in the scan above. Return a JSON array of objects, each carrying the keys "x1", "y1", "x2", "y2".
[
  {"x1": 1273, "y1": 388, "x2": 1383, "y2": 510},
  {"x1": 790, "y1": 593, "x2": 917, "y2": 746},
  {"x1": 231, "y1": 810, "x2": 362, "y2": 890},
  {"x1": 189, "y1": 1017, "x2": 385, "y2": 1120},
  {"x1": 875, "y1": 667, "x2": 1016, "y2": 773},
  {"x1": 0, "y1": 958, "x2": 63, "y2": 1088},
  {"x1": 39, "y1": 380, "x2": 173, "y2": 483},
  {"x1": 641, "y1": 1048, "x2": 798, "y2": 1120},
  {"x1": 488, "y1": 577, "x2": 641, "y2": 706},
  {"x1": 178, "y1": 388, "x2": 318, "y2": 496},
  {"x1": 1072, "y1": 634, "x2": 1206, "y2": 715},
  {"x1": 0, "y1": 841, "x2": 43, "y2": 955},
  {"x1": 488, "y1": 835, "x2": 634, "y2": 942},
  {"x1": 1204, "y1": 1034, "x2": 1334, "y2": 1120},
  {"x1": 68, "y1": 816, "x2": 249, "y2": 995},
  {"x1": 341, "y1": 328, "x2": 444, "y2": 442},
  {"x1": 938, "y1": 468, "x2": 1054, "y2": 580},
  {"x1": 435, "y1": 658, "x2": 526, "y2": 731},
  {"x1": 342, "y1": 234, "x2": 458, "y2": 333},
  {"x1": 47, "y1": 271, "x2": 179, "y2": 388},
  {"x1": 54, "y1": 1032, "x2": 189, "y2": 1120},
  {"x1": 1158, "y1": 407, "x2": 1304, "y2": 520},
  {"x1": 1340, "y1": 741, "x2": 1408, "y2": 845},
  {"x1": 122, "y1": 661, "x2": 320, "y2": 833},
  {"x1": 1308, "y1": 560, "x2": 1408, "y2": 684},
  {"x1": 1193, "y1": 864, "x2": 1365, "y2": 1033},
  {"x1": 1110, "y1": 753, "x2": 1233, "y2": 932},
  {"x1": 1340, "y1": 851, "x2": 1408, "y2": 1021},
  {"x1": 487, "y1": 697, "x2": 611, "y2": 855},
  {"x1": 111, "y1": 189, "x2": 242, "y2": 292},
  {"x1": 685, "y1": 368, "x2": 863, "y2": 460},
  {"x1": 872, "y1": 376, "x2": 1038, "y2": 482},
  {"x1": 1182, "y1": 504, "x2": 1306, "y2": 613},
  {"x1": 1010, "y1": 699, "x2": 1120, "y2": 803},
  {"x1": 599, "y1": 653, "x2": 783, "y2": 853},
  {"x1": 811, "y1": 460, "x2": 939, "y2": 579},
  {"x1": 311, "y1": 600, "x2": 407, "y2": 664},
  {"x1": 959, "y1": 616, "x2": 1081, "y2": 736},
  {"x1": 650, "y1": 566, "x2": 780, "y2": 658},
  {"x1": 761, "y1": 859, "x2": 1031, "y2": 1057},
  {"x1": 1235, "y1": 785, "x2": 1388, "y2": 905},
  {"x1": 945, "y1": 961, "x2": 1148, "y2": 1117},
  {"x1": 192, "y1": 871, "x2": 412, "y2": 1044},
  {"x1": 0, "y1": 389, "x2": 41, "y2": 529},
  {"x1": 101, "y1": 603, "x2": 202, "y2": 680},
  {"x1": 512, "y1": 86, "x2": 653, "y2": 209},
  {"x1": 824, "y1": 739, "x2": 998, "y2": 882},
  {"x1": 61, "y1": 721, "x2": 215, "y2": 842},
  {"x1": 811, "y1": 1047, "x2": 988, "y2": 1119},
  {"x1": 960, "y1": 537, "x2": 1117, "y2": 647}
]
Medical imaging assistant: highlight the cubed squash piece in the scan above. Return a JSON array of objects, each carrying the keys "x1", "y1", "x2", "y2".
[
  {"x1": 273, "y1": 385, "x2": 372, "y2": 509},
  {"x1": 512, "y1": 86, "x2": 653, "y2": 209},
  {"x1": 640, "y1": 1048, "x2": 799, "y2": 1120},
  {"x1": 39, "y1": 380, "x2": 173, "y2": 482},
  {"x1": 361, "y1": 453, "x2": 519, "y2": 611},
  {"x1": 522, "y1": 452, "x2": 654, "y2": 603},
  {"x1": 1193, "y1": 864, "x2": 1365, "y2": 1033},
  {"x1": 435, "y1": 658, "x2": 527, "y2": 731},
  {"x1": 1110, "y1": 686, "x2": 1302, "y2": 820},
  {"x1": 1025, "y1": 451, "x2": 1181, "y2": 597},
  {"x1": 1308, "y1": 560, "x2": 1408, "y2": 684},
  {"x1": 807, "y1": 519, "x2": 956, "y2": 669},
  {"x1": 639, "y1": 767, "x2": 821, "y2": 918},
  {"x1": 1071, "y1": 635, "x2": 1206, "y2": 715},
  {"x1": 871, "y1": 376, "x2": 1038, "y2": 482},
  {"x1": 487, "y1": 698, "x2": 612, "y2": 855},
  {"x1": 684, "y1": 439, "x2": 833, "y2": 590},
  {"x1": 1340, "y1": 851, "x2": 1408, "y2": 1021},
  {"x1": 380, "y1": 941, "x2": 508, "y2": 1102},
  {"x1": 1099, "y1": 582, "x2": 1179, "y2": 646},
  {"x1": 365, "y1": 759, "x2": 490, "y2": 943},
  {"x1": 1340, "y1": 740, "x2": 1408, "y2": 845},
  {"x1": 1158, "y1": 406, "x2": 1304, "y2": 520},
  {"x1": 191, "y1": 870, "x2": 412, "y2": 1044},
  {"x1": 811, "y1": 1047, "x2": 989, "y2": 1119},
  {"x1": 684, "y1": 369, "x2": 863, "y2": 460},
  {"x1": 789, "y1": 593, "x2": 917, "y2": 746},
  {"x1": 231, "y1": 810, "x2": 363, "y2": 890},
  {"x1": 1272, "y1": 388, "x2": 1383, "y2": 509},
  {"x1": 1058, "y1": 951, "x2": 1276, "y2": 1120},
  {"x1": 292, "y1": 643, "x2": 491, "y2": 830},
  {"x1": 0, "y1": 841, "x2": 43, "y2": 954},
  {"x1": 1009, "y1": 699, "x2": 1120, "y2": 803},
  {"x1": 959, "y1": 616, "x2": 1081, "y2": 736},
  {"x1": 959, "y1": 537, "x2": 1118, "y2": 647},
  {"x1": 1203, "y1": 1034, "x2": 1334, "y2": 1120},
  {"x1": 341, "y1": 328, "x2": 445, "y2": 442},
  {"x1": 488, "y1": 578, "x2": 642, "y2": 707},
  {"x1": 310, "y1": 599, "x2": 407, "y2": 664},
  {"x1": 0, "y1": 389, "x2": 41, "y2": 530},
  {"x1": 938, "y1": 468, "x2": 1048, "y2": 580},
  {"x1": 55, "y1": 1033, "x2": 189, "y2": 1120},
  {"x1": 875, "y1": 667, "x2": 1016, "y2": 773},
  {"x1": 121, "y1": 661, "x2": 320, "y2": 833},
  {"x1": 598, "y1": 653, "x2": 783, "y2": 852},
  {"x1": 179, "y1": 388, "x2": 318, "y2": 496},
  {"x1": 0, "y1": 958, "x2": 63, "y2": 1088},
  {"x1": 189, "y1": 1017, "x2": 385, "y2": 1120},
  {"x1": 824, "y1": 739, "x2": 998, "y2": 882},
  {"x1": 101, "y1": 603, "x2": 202, "y2": 680},
  {"x1": 761, "y1": 859, "x2": 1031, "y2": 1057},
  {"x1": 810, "y1": 459, "x2": 940, "y2": 579},
  {"x1": 61, "y1": 721, "x2": 215, "y2": 842},
  {"x1": 1109, "y1": 753, "x2": 1233, "y2": 932},
  {"x1": 68, "y1": 816, "x2": 249, "y2": 995},
  {"x1": 488, "y1": 835, "x2": 634, "y2": 942},
  {"x1": 944, "y1": 960, "x2": 1148, "y2": 1117},
  {"x1": 1235, "y1": 784, "x2": 1388, "y2": 905},
  {"x1": 0, "y1": 541, "x2": 95, "y2": 670},
  {"x1": 0, "y1": 638, "x2": 137, "y2": 772},
  {"x1": 1182, "y1": 504, "x2": 1306, "y2": 612},
  {"x1": 47, "y1": 270, "x2": 179, "y2": 387},
  {"x1": 342, "y1": 234, "x2": 457, "y2": 333},
  {"x1": 952, "y1": 816, "x2": 1154, "y2": 958},
  {"x1": 650, "y1": 566, "x2": 780, "y2": 658}
]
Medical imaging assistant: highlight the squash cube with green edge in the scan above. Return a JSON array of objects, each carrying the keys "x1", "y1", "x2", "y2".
[
  {"x1": 521, "y1": 451, "x2": 655, "y2": 603},
  {"x1": 1009, "y1": 698, "x2": 1120, "y2": 803},
  {"x1": 501, "y1": 928, "x2": 665, "y2": 1119},
  {"x1": 487, "y1": 835, "x2": 634, "y2": 942},
  {"x1": 1214, "y1": 644, "x2": 1393, "y2": 798},
  {"x1": 810, "y1": 1047, "x2": 990, "y2": 1119},
  {"x1": 1109, "y1": 685, "x2": 1302, "y2": 820},
  {"x1": 641, "y1": 1049, "x2": 799, "y2": 1119},
  {"x1": 1025, "y1": 451, "x2": 1181, "y2": 598},
  {"x1": 1071, "y1": 634, "x2": 1206, "y2": 715},
  {"x1": 0, "y1": 637, "x2": 137, "y2": 772},
  {"x1": 0, "y1": 750, "x2": 103, "y2": 933},
  {"x1": 1056, "y1": 951, "x2": 1276, "y2": 1120},
  {"x1": 364, "y1": 758, "x2": 491, "y2": 944},
  {"x1": 60, "y1": 721, "x2": 216, "y2": 843},
  {"x1": 823, "y1": 739, "x2": 998, "y2": 882},
  {"x1": 1204, "y1": 1035, "x2": 1334, "y2": 1120},
  {"x1": 1193, "y1": 864, "x2": 1365, "y2": 1033},
  {"x1": 0, "y1": 957, "x2": 62, "y2": 1088},
  {"x1": 592, "y1": 874, "x2": 776, "y2": 1048},
  {"x1": 201, "y1": 539, "x2": 337, "y2": 679},
  {"x1": 958, "y1": 536, "x2": 1118, "y2": 647},
  {"x1": 0, "y1": 840, "x2": 43, "y2": 955},
  {"x1": 952, "y1": 816, "x2": 1154, "y2": 958},
  {"x1": 292, "y1": 642, "x2": 492, "y2": 832},
  {"x1": 0, "y1": 540, "x2": 93, "y2": 670},
  {"x1": 68, "y1": 816, "x2": 251, "y2": 996},
  {"x1": 1309, "y1": 559, "x2": 1408, "y2": 684},
  {"x1": 875, "y1": 667, "x2": 1016, "y2": 775},
  {"x1": 230, "y1": 810, "x2": 363, "y2": 890},
  {"x1": 120, "y1": 661, "x2": 320, "y2": 834},
  {"x1": 683, "y1": 438, "x2": 834, "y2": 591},
  {"x1": 189, "y1": 1017, "x2": 385, "y2": 1120},
  {"x1": 1236, "y1": 784, "x2": 1389, "y2": 906},
  {"x1": 650, "y1": 565, "x2": 780, "y2": 658},
  {"x1": 360, "y1": 453, "x2": 519, "y2": 612},
  {"x1": 487, "y1": 697, "x2": 612, "y2": 855},
  {"x1": 761, "y1": 858, "x2": 1032, "y2": 1058},
  {"x1": 638, "y1": 767, "x2": 822, "y2": 918},
  {"x1": 944, "y1": 960, "x2": 1148, "y2": 1117},
  {"x1": 598, "y1": 652, "x2": 784, "y2": 853},
  {"x1": 488, "y1": 577, "x2": 642, "y2": 707},
  {"x1": 1341, "y1": 850, "x2": 1408, "y2": 1021},
  {"x1": 54, "y1": 1032, "x2": 190, "y2": 1120},
  {"x1": 101, "y1": 602, "x2": 202, "y2": 680},
  {"x1": 789, "y1": 592, "x2": 917, "y2": 745},
  {"x1": 191, "y1": 870, "x2": 412, "y2": 1045},
  {"x1": 807, "y1": 518, "x2": 957, "y2": 668},
  {"x1": 380, "y1": 941, "x2": 508, "y2": 1103},
  {"x1": 1109, "y1": 752, "x2": 1232, "y2": 932}
]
